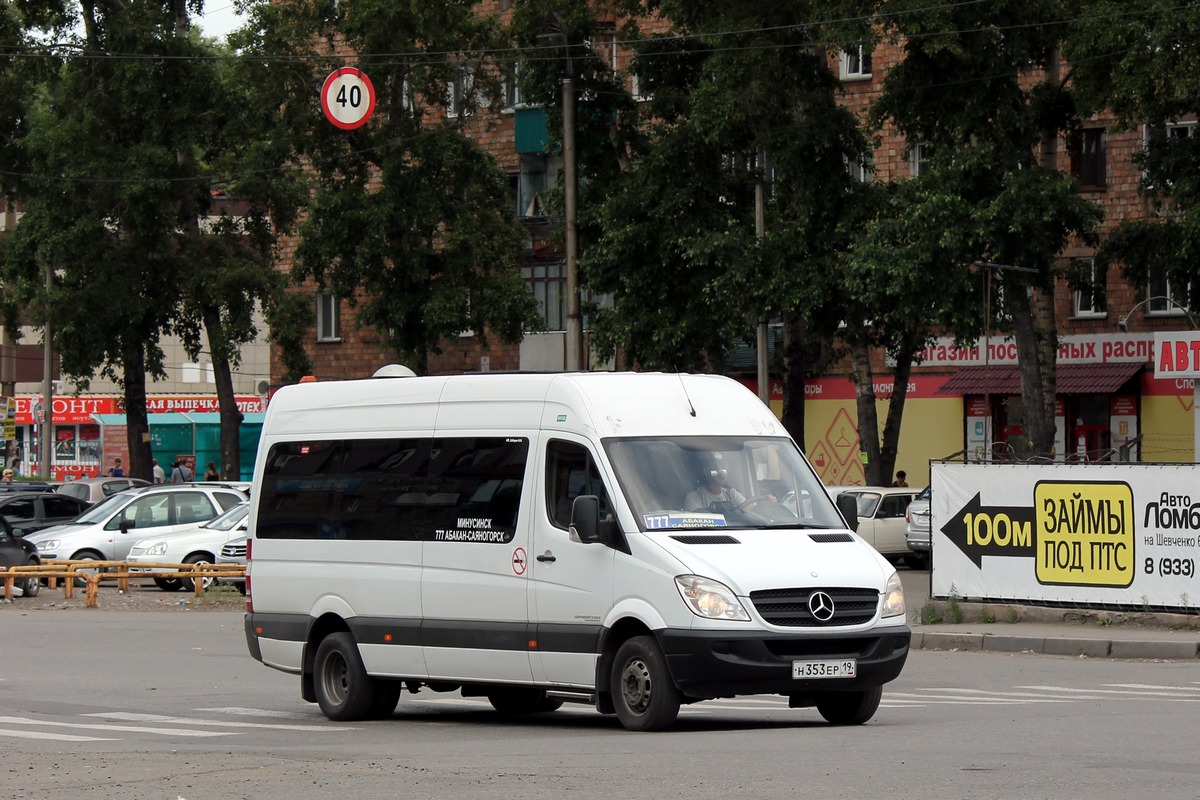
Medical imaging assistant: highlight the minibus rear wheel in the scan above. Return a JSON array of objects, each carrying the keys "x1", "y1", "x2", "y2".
[{"x1": 313, "y1": 632, "x2": 376, "y2": 721}]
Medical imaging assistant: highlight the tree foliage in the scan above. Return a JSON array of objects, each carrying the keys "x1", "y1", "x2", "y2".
[{"x1": 241, "y1": 0, "x2": 542, "y2": 375}]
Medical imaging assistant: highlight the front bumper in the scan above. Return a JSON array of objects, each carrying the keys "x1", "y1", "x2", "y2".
[{"x1": 657, "y1": 625, "x2": 910, "y2": 699}]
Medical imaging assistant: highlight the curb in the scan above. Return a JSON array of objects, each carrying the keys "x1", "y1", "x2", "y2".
[{"x1": 912, "y1": 630, "x2": 1200, "y2": 660}]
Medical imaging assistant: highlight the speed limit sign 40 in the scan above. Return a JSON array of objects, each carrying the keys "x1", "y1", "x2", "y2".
[{"x1": 321, "y1": 67, "x2": 376, "y2": 130}]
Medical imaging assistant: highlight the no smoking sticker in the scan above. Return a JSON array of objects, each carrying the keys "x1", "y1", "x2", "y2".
[
  {"x1": 512, "y1": 547, "x2": 527, "y2": 575},
  {"x1": 321, "y1": 68, "x2": 376, "y2": 130}
]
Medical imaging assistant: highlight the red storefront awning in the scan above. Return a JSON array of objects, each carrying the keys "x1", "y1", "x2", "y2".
[{"x1": 935, "y1": 363, "x2": 1143, "y2": 396}]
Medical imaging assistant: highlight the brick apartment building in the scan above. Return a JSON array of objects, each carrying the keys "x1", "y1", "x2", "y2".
[{"x1": 272, "y1": 9, "x2": 1198, "y2": 487}]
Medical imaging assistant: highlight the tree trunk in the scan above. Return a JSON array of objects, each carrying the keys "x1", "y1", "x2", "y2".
[
  {"x1": 849, "y1": 340, "x2": 882, "y2": 485},
  {"x1": 780, "y1": 313, "x2": 806, "y2": 451},
  {"x1": 121, "y1": 342, "x2": 154, "y2": 482},
  {"x1": 204, "y1": 305, "x2": 244, "y2": 480},
  {"x1": 878, "y1": 339, "x2": 916, "y2": 484},
  {"x1": 1008, "y1": 279, "x2": 1059, "y2": 458}
]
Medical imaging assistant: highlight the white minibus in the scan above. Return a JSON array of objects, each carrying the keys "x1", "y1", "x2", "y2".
[{"x1": 243, "y1": 370, "x2": 909, "y2": 731}]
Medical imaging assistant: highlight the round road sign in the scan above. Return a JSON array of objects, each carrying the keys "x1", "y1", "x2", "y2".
[{"x1": 321, "y1": 67, "x2": 376, "y2": 130}]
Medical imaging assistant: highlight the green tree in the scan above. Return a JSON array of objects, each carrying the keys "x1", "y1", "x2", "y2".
[
  {"x1": 242, "y1": 0, "x2": 541, "y2": 375},
  {"x1": 1, "y1": 2, "x2": 309, "y2": 482},
  {"x1": 871, "y1": 0, "x2": 1103, "y2": 458},
  {"x1": 1066, "y1": 1, "x2": 1200, "y2": 316}
]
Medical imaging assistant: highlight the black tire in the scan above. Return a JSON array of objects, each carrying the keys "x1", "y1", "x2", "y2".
[
  {"x1": 182, "y1": 553, "x2": 214, "y2": 592},
  {"x1": 154, "y1": 577, "x2": 184, "y2": 592},
  {"x1": 313, "y1": 632, "x2": 375, "y2": 721},
  {"x1": 69, "y1": 551, "x2": 105, "y2": 588},
  {"x1": 20, "y1": 559, "x2": 40, "y2": 598},
  {"x1": 816, "y1": 686, "x2": 883, "y2": 725},
  {"x1": 487, "y1": 688, "x2": 564, "y2": 715},
  {"x1": 610, "y1": 635, "x2": 681, "y2": 732},
  {"x1": 368, "y1": 680, "x2": 403, "y2": 719}
]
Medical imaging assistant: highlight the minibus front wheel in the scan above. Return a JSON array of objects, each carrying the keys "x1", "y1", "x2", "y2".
[{"x1": 611, "y1": 635, "x2": 681, "y2": 731}]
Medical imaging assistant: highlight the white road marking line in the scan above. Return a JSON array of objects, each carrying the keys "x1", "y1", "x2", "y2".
[
  {"x1": 0, "y1": 716, "x2": 231, "y2": 738},
  {"x1": 84, "y1": 712, "x2": 354, "y2": 731},
  {"x1": 1017, "y1": 685, "x2": 1200, "y2": 699},
  {"x1": 194, "y1": 707, "x2": 318, "y2": 719},
  {"x1": 1102, "y1": 684, "x2": 1200, "y2": 694},
  {"x1": 927, "y1": 688, "x2": 1106, "y2": 700},
  {"x1": 0, "y1": 729, "x2": 116, "y2": 742}
]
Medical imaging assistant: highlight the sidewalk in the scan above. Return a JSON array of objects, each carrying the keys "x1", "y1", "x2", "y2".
[{"x1": 912, "y1": 600, "x2": 1200, "y2": 660}]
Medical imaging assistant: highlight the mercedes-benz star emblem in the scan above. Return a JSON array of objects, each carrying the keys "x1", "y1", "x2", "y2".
[{"x1": 808, "y1": 591, "x2": 836, "y2": 622}]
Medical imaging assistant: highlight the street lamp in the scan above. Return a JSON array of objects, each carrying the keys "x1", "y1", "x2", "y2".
[
  {"x1": 1117, "y1": 295, "x2": 1197, "y2": 332},
  {"x1": 1118, "y1": 295, "x2": 1198, "y2": 462}
]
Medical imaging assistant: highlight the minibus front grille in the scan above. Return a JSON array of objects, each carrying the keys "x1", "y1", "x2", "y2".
[
  {"x1": 749, "y1": 587, "x2": 879, "y2": 627},
  {"x1": 670, "y1": 535, "x2": 741, "y2": 545},
  {"x1": 808, "y1": 533, "x2": 854, "y2": 543}
]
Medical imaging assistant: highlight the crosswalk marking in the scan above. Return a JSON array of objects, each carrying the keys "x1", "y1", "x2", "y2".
[
  {"x1": 3, "y1": 679, "x2": 1199, "y2": 743},
  {"x1": 0, "y1": 716, "x2": 232, "y2": 738}
]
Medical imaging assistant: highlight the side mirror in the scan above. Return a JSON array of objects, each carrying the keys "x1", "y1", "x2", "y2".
[
  {"x1": 835, "y1": 493, "x2": 860, "y2": 533},
  {"x1": 569, "y1": 495, "x2": 602, "y2": 544},
  {"x1": 119, "y1": 519, "x2": 136, "y2": 534}
]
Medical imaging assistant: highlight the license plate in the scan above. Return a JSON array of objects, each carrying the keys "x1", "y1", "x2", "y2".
[{"x1": 792, "y1": 658, "x2": 857, "y2": 679}]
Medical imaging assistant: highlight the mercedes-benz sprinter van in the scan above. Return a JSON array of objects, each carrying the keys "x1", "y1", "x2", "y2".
[{"x1": 243, "y1": 370, "x2": 909, "y2": 731}]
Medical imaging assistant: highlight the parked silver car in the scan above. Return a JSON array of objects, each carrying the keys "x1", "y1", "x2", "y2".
[
  {"x1": 25, "y1": 484, "x2": 248, "y2": 568},
  {"x1": 215, "y1": 535, "x2": 248, "y2": 594},
  {"x1": 905, "y1": 486, "x2": 931, "y2": 569}
]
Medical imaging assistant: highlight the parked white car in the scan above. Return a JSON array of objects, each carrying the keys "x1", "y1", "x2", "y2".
[
  {"x1": 25, "y1": 484, "x2": 248, "y2": 572},
  {"x1": 127, "y1": 502, "x2": 250, "y2": 592},
  {"x1": 834, "y1": 486, "x2": 922, "y2": 565},
  {"x1": 215, "y1": 535, "x2": 248, "y2": 594}
]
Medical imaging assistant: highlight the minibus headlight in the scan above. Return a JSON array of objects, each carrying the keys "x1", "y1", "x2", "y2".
[
  {"x1": 675, "y1": 575, "x2": 750, "y2": 621},
  {"x1": 144, "y1": 542, "x2": 168, "y2": 556},
  {"x1": 881, "y1": 571, "x2": 906, "y2": 618}
]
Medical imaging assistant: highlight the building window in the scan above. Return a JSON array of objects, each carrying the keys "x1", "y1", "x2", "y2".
[
  {"x1": 1069, "y1": 128, "x2": 1106, "y2": 189},
  {"x1": 509, "y1": 154, "x2": 549, "y2": 218},
  {"x1": 839, "y1": 45, "x2": 873, "y2": 80},
  {"x1": 503, "y1": 63, "x2": 527, "y2": 112},
  {"x1": 845, "y1": 154, "x2": 873, "y2": 183},
  {"x1": 1072, "y1": 258, "x2": 1106, "y2": 318},
  {"x1": 1142, "y1": 119, "x2": 1195, "y2": 188},
  {"x1": 317, "y1": 293, "x2": 342, "y2": 342},
  {"x1": 446, "y1": 66, "x2": 479, "y2": 118},
  {"x1": 523, "y1": 261, "x2": 565, "y2": 331},
  {"x1": 1148, "y1": 262, "x2": 1192, "y2": 315},
  {"x1": 910, "y1": 142, "x2": 931, "y2": 177}
]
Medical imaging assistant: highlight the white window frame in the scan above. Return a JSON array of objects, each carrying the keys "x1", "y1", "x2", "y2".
[
  {"x1": 1141, "y1": 119, "x2": 1196, "y2": 188},
  {"x1": 1147, "y1": 270, "x2": 1192, "y2": 317},
  {"x1": 910, "y1": 142, "x2": 931, "y2": 177},
  {"x1": 317, "y1": 292, "x2": 342, "y2": 342},
  {"x1": 1072, "y1": 258, "x2": 1106, "y2": 318},
  {"x1": 446, "y1": 65, "x2": 482, "y2": 118},
  {"x1": 839, "y1": 45, "x2": 873, "y2": 81},
  {"x1": 845, "y1": 154, "x2": 873, "y2": 183}
]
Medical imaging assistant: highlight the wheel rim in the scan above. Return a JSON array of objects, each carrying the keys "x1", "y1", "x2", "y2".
[
  {"x1": 319, "y1": 651, "x2": 350, "y2": 706},
  {"x1": 619, "y1": 657, "x2": 653, "y2": 715}
]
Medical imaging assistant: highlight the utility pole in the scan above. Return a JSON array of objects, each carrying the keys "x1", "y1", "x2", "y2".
[
  {"x1": 755, "y1": 150, "x2": 769, "y2": 405},
  {"x1": 563, "y1": 69, "x2": 583, "y2": 371},
  {"x1": 40, "y1": 262, "x2": 52, "y2": 479}
]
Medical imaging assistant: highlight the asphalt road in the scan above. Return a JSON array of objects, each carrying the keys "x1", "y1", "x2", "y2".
[{"x1": 2, "y1": 606, "x2": 1199, "y2": 800}]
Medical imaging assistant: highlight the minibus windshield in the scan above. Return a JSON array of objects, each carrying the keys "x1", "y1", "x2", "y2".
[{"x1": 605, "y1": 436, "x2": 845, "y2": 531}]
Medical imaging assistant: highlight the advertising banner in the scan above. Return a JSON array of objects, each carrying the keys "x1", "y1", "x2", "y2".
[{"x1": 931, "y1": 463, "x2": 1199, "y2": 611}]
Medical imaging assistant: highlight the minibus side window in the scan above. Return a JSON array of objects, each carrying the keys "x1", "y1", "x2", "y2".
[{"x1": 546, "y1": 440, "x2": 610, "y2": 530}]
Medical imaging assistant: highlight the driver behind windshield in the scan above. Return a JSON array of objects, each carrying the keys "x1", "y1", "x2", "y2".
[{"x1": 684, "y1": 454, "x2": 747, "y2": 512}]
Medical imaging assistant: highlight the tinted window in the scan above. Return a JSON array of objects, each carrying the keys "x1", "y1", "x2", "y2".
[
  {"x1": 546, "y1": 440, "x2": 611, "y2": 529},
  {"x1": 58, "y1": 484, "x2": 87, "y2": 502},
  {"x1": 2, "y1": 498, "x2": 36, "y2": 524},
  {"x1": 257, "y1": 437, "x2": 529, "y2": 541},
  {"x1": 43, "y1": 497, "x2": 84, "y2": 519}
]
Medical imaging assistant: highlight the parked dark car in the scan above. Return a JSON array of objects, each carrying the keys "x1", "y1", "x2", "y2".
[
  {"x1": 0, "y1": 492, "x2": 91, "y2": 535},
  {"x1": 0, "y1": 516, "x2": 40, "y2": 597},
  {"x1": 0, "y1": 481, "x2": 56, "y2": 494}
]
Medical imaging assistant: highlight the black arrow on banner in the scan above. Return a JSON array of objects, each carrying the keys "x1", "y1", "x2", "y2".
[{"x1": 940, "y1": 493, "x2": 1037, "y2": 568}]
